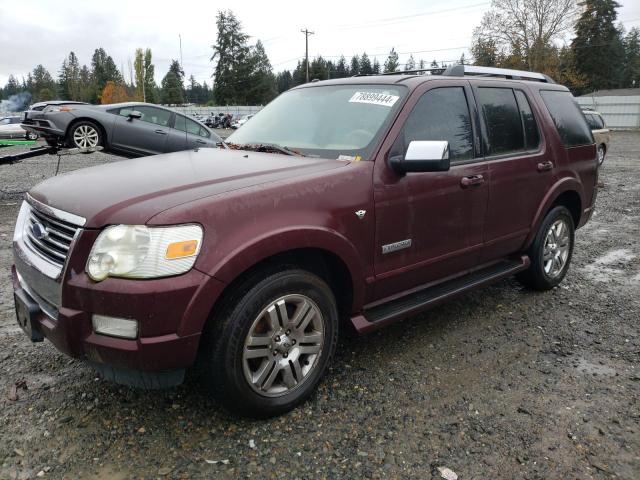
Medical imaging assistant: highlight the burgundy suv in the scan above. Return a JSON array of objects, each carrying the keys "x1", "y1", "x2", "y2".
[{"x1": 12, "y1": 65, "x2": 597, "y2": 417}]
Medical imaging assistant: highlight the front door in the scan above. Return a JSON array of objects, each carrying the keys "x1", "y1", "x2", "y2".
[{"x1": 373, "y1": 82, "x2": 489, "y2": 300}]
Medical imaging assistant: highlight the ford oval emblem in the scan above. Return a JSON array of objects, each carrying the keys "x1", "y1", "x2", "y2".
[{"x1": 31, "y1": 222, "x2": 48, "y2": 240}]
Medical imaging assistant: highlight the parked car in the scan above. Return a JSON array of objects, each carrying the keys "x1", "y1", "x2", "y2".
[
  {"x1": 231, "y1": 114, "x2": 254, "y2": 129},
  {"x1": 582, "y1": 109, "x2": 610, "y2": 165},
  {"x1": 0, "y1": 116, "x2": 38, "y2": 140},
  {"x1": 12, "y1": 65, "x2": 597, "y2": 417},
  {"x1": 22, "y1": 101, "x2": 222, "y2": 157}
]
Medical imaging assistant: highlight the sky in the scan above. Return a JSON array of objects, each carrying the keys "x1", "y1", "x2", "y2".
[{"x1": 1, "y1": 0, "x2": 639, "y2": 88}]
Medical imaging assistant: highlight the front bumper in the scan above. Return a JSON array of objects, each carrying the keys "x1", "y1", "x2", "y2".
[{"x1": 12, "y1": 266, "x2": 211, "y2": 378}]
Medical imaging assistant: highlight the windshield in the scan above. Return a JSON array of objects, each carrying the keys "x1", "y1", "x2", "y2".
[{"x1": 227, "y1": 84, "x2": 406, "y2": 159}]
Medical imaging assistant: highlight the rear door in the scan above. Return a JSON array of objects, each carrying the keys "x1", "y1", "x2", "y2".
[
  {"x1": 165, "y1": 114, "x2": 212, "y2": 152},
  {"x1": 110, "y1": 105, "x2": 172, "y2": 155},
  {"x1": 472, "y1": 83, "x2": 552, "y2": 261}
]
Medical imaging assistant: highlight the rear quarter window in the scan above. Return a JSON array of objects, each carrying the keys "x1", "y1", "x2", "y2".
[{"x1": 540, "y1": 90, "x2": 593, "y2": 147}]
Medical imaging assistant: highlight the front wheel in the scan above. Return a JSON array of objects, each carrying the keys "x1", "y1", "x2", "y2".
[
  {"x1": 517, "y1": 206, "x2": 575, "y2": 290},
  {"x1": 68, "y1": 121, "x2": 103, "y2": 149},
  {"x1": 202, "y1": 269, "x2": 338, "y2": 417}
]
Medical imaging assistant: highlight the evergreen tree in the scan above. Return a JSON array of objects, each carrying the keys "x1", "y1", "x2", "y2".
[
  {"x1": 211, "y1": 10, "x2": 252, "y2": 105},
  {"x1": 623, "y1": 28, "x2": 640, "y2": 87},
  {"x1": 359, "y1": 53, "x2": 373, "y2": 75},
  {"x1": 246, "y1": 40, "x2": 277, "y2": 104},
  {"x1": 143, "y1": 49, "x2": 156, "y2": 103},
  {"x1": 335, "y1": 56, "x2": 349, "y2": 78},
  {"x1": 383, "y1": 48, "x2": 399, "y2": 73},
  {"x1": 78, "y1": 65, "x2": 93, "y2": 103},
  {"x1": 471, "y1": 38, "x2": 499, "y2": 66},
  {"x1": 572, "y1": 0, "x2": 625, "y2": 91},
  {"x1": 91, "y1": 48, "x2": 123, "y2": 102},
  {"x1": 430, "y1": 59, "x2": 439, "y2": 68},
  {"x1": 29, "y1": 65, "x2": 57, "y2": 103},
  {"x1": 418, "y1": 59, "x2": 426, "y2": 69},
  {"x1": 5, "y1": 75, "x2": 20, "y2": 96},
  {"x1": 276, "y1": 70, "x2": 293, "y2": 93},
  {"x1": 350, "y1": 55, "x2": 360, "y2": 76},
  {"x1": 161, "y1": 71, "x2": 184, "y2": 104},
  {"x1": 404, "y1": 54, "x2": 416, "y2": 71},
  {"x1": 372, "y1": 58, "x2": 381, "y2": 74},
  {"x1": 58, "y1": 52, "x2": 81, "y2": 100}
]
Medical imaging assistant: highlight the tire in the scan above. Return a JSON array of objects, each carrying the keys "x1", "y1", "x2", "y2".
[
  {"x1": 597, "y1": 144, "x2": 606, "y2": 166},
  {"x1": 202, "y1": 268, "x2": 339, "y2": 417},
  {"x1": 67, "y1": 121, "x2": 103, "y2": 149},
  {"x1": 517, "y1": 206, "x2": 575, "y2": 291},
  {"x1": 25, "y1": 131, "x2": 38, "y2": 141}
]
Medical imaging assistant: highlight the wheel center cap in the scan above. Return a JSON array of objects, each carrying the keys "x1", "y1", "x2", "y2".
[{"x1": 274, "y1": 334, "x2": 292, "y2": 352}]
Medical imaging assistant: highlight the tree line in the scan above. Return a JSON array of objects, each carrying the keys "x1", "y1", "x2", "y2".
[
  {"x1": 472, "y1": 0, "x2": 639, "y2": 94},
  {"x1": 2, "y1": 1, "x2": 639, "y2": 111}
]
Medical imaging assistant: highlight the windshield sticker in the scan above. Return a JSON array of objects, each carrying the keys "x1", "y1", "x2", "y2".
[
  {"x1": 338, "y1": 154, "x2": 356, "y2": 161},
  {"x1": 349, "y1": 91, "x2": 399, "y2": 107}
]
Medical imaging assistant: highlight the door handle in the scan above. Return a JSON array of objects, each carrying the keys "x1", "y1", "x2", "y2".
[
  {"x1": 537, "y1": 161, "x2": 553, "y2": 172},
  {"x1": 196, "y1": 139, "x2": 207, "y2": 144},
  {"x1": 154, "y1": 129, "x2": 167, "y2": 135},
  {"x1": 460, "y1": 174, "x2": 485, "y2": 187}
]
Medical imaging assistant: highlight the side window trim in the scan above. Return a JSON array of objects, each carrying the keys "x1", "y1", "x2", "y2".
[
  {"x1": 471, "y1": 83, "x2": 543, "y2": 160},
  {"x1": 514, "y1": 89, "x2": 542, "y2": 153},
  {"x1": 393, "y1": 83, "x2": 478, "y2": 166}
]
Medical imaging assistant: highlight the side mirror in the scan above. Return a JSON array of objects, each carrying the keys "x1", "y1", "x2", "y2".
[
  {"x1": 128, "y1": 110, "x2": 142, "y2": 120},
  {"x1": 390, "y1": 140, "x2": 451, "y2": 174}
]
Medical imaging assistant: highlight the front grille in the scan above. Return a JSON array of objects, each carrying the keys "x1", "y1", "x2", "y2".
[{"x1": 24, "y1": 205, "x2": 79, "y2": 268}]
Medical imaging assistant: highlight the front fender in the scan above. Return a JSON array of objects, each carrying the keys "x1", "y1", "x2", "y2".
[{"x1": 198, "y1": 226, "x2": 366, "y2": 307}]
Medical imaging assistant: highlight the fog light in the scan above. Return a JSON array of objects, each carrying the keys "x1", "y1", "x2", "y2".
[{"x1": 92, "y1": 314, "x2": 138, "y2": 339}]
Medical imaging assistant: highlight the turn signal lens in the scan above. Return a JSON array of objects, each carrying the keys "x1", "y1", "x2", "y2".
[{"x1": 165, "y1": 240, "x2": 199, "y2": 259}]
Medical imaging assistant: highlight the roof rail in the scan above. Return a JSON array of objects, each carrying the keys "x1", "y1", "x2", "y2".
[
  {"x1": 443, "y1": 64, "x2": 555, "y2": 83},
  {"x1": 352, "y1": 67, "x2": 446, "y2": 77}
]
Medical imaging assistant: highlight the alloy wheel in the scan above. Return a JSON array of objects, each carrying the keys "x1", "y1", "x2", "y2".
[
  {"x1": 242, "y1": 294, "x2": 324, "y2": 397},
  {"x1": 597, "y1": 146, "x2": 605, "y2": 165},
  {"x1": 543, "y1": 219, "x2": 570, "y2": 278},
  {"x1": 73, "y1": 125, "x2": 99, "y2": 148}
]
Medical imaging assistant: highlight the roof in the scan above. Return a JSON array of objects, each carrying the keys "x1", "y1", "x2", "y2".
[{"x1": 579, "y1": 88, "x2": 640, "y2": 97}]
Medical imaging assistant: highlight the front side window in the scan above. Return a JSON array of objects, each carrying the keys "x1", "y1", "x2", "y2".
[
  {"x1": 136, "y1": 106, "x2": 172, "y2": 127},
  {"x1": 477, "y1": 87, "x2": 524, "y2": 155},
  {"x1": 400, "y1": 87, "x2": 474, "y2": 162},
  {"x1": 227, "y1": 84, "x2": 406, "y2": 159},
  {"x1": 540, "y1": 90, "x2": 593, "y2": 147}
]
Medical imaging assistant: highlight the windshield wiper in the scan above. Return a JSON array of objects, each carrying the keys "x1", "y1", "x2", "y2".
[{"x1": 228, "y1": 142, "x2": 306, "y2": 157}]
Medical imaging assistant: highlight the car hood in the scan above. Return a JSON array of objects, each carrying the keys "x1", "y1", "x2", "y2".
[{"x1": 28, "y1": 148, "x2": 348, "y2": 228}]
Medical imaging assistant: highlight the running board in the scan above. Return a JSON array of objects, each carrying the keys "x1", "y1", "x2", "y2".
[{"x1": 351, "y1": 255, "x2": 530, "y2": 334}]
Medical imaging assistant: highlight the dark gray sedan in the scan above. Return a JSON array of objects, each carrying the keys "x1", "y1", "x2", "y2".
[{"x1": 22, "y1": 101, "x2": 222, "y2": 157}]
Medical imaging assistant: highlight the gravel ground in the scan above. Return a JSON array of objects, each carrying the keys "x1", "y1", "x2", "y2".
[{"x1": 0, "y1": 133, "x2": 638, "y2": 479}]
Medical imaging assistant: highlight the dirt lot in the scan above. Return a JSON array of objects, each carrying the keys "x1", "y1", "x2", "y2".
[{"x1": 0, "y1": 133, "x2": 638, "y2": 479}]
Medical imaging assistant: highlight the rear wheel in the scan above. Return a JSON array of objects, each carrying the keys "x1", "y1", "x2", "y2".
[
  {"x1": 68, "y1": 121, "x2": 102, "y2": 149},
  {"x1": 202, "y1": 268, "x2": 338, "y2": 417},
  {"x1": 25, "y1": 131, "x2": 38, "y2": 141},
  {"x1": 517, "y1": 206, "x2": 575, "y2": 290},
  {"x1": 597, "y1": 144, "x2": 606, "y2": 165}
]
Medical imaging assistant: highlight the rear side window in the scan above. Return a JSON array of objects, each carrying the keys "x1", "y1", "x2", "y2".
[
  {"x1": 514, "y1": 90, "x2": 540, "y2": 150},
  {"x1": 593, "y1": 114, "x2": 605, "y2": 129},
  {"x1": 402, "y1": 87, "x2": 474, "y2": 162},
  {"x1": 137, "y1": 106, "x2": 172, "y2": 127},
  {"x1": 175, "y1": 115, "x2": 210, "y2": 138},
  {"x1": 540, "y1": 90, "x2": 593, "y2": 147},
  {"x1": 477, "y1": 88, "x2": 524, "y2": 155}
]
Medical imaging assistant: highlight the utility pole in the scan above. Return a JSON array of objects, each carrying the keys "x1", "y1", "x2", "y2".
[
  {"x1": 179, "y1": 34, "x2": 183, "y2": 71},
  {"x1": 300, "y1": 28, "x2": 314, "y2": 83}
]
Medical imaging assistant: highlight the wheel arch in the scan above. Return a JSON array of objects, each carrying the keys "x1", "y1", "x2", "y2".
[
  {"x1": 524, "y1": 178, "x2": 583, "y2": 249},
  {"x1": 65, "y1": 117, "x2": 107, "y2": 147},
  {"x1": 181, "y1": 228, "x2": 366, "y2": 338}
]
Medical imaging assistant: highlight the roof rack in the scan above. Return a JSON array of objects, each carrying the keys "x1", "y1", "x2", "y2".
[{"x1": 367, "y1": 64, "x2": 555, "y2": 83}]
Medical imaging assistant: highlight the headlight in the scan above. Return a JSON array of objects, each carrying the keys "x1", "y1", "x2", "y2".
[
  {"x1": 86, "y1": 224, "x2": 203, "y2": 281},
  {"x1": 43, "y1": 105, "x2": 75, "y2": 113}
]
